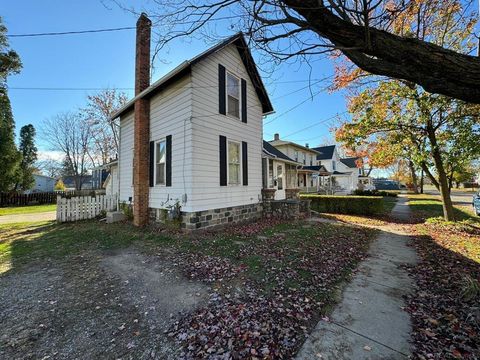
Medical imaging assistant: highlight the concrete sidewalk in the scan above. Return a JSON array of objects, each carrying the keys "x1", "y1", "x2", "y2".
[
  {"x1": 0, "y1": 211, "x2": 56, "y2": 224},
  {"x1": 297, "y1": 197, "x2": 417, "y2": 359}
]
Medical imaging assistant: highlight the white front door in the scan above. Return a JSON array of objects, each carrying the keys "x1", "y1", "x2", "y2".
[{"x1": 274, "y1": 162, "x2": 285, "y2": 200}]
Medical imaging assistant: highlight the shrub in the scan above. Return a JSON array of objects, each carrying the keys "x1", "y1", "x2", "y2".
[
  {"x1": 301, "y1": 195, "x2": 384, "y2": 215},
  {"x1": 353, "y1": 189, "x2": 398, "y2": 197}
]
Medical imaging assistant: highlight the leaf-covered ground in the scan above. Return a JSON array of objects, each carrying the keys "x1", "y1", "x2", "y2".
[
  {"x1": 0, "y1": 217, "x2": 376, "y2": 359},
  {"x1": 168, "y1": 219, "x2": 376, "y2": 358},
  {"x1": 404, "y1": 195, "x2": 480, "y2": 359}
]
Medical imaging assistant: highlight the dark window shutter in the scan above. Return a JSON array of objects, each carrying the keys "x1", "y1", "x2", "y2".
[
  {"x1": 242, "y1": 141, "x2": 248, "y2": 186},
  {"x1": 241, "y1": 78, "x2": 247, "y2": 123},
  {"x1": 218, "y1": 64, "x2": 226, "y2": 115},
  {"x1": 149, "y1": 141, "x2": 154, "y2": 187},
  {"x1": 219, "y1": 135, "x2": 227, "y2": 186},
  {"x1": 166, "y1": 135, "x2": 172, "y2": 187}
]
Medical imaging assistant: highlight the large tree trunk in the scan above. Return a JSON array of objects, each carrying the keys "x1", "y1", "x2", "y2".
[
  {"x1": 427, "y1": 127, "x2": 455, "y2": 221},
  {"x1": 283, "y1": 1, "x2": 480, "y2": 104},
  {"x1": 408, "y1": 160, "x2": 419, "y2": 194}
]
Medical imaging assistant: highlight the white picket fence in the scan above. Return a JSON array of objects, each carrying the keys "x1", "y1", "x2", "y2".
[{"x1": 56, "y1": 194, "x2": 118, "y2": 223}]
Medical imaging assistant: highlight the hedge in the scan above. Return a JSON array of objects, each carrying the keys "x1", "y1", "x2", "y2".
[
  {"x1": 353, "y1": 189, "x2": 398, "y2": 197},
  {"x1": 301, "y1": 195, "x2": 384, "y2": 215}
]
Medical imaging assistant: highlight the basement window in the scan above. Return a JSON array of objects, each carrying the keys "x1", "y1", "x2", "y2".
[
  {"x1": 227, "y1": 72, "x2": 240, "y2": 118},
  {"x1": 155, "y1": 139, "x2": 166, "y2": 185}
]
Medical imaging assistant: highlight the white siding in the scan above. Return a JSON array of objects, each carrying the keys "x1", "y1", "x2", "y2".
[
  {"x1": 189, "y1": 44, "x2": 263, "y2": 211},
  {"x1": 148, "y1": 75, "x2": 194, "y2": 211},
  {"x1": 119, "y1": 111, "x2": 134, "y2": 203}
]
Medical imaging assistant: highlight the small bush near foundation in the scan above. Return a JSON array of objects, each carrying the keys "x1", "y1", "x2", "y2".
[
  {"x1": 301, "y1": 195, "x2": 384, "y2": 215},
  {"x1": 353, "y1": 189, "x2": 398, "y2": 197}
]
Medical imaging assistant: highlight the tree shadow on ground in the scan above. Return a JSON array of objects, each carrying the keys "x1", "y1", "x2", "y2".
[{"x1": 404, "y1": 229, "x2": 480, "y2": 359}]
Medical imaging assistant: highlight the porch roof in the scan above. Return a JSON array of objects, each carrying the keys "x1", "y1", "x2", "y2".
[{"x1": 300, "y1": 165, "x2": 331, "y2": 175}]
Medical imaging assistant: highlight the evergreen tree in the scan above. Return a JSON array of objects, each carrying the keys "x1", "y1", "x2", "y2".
[
  {"x1": 16, "y1": 124, "x2": 37, "y2": 191},
  {"x1": 0, "y1": 17, "x2": 22, "y2": 192},
  {"x1": 0, "y1": 87, "x2": 21, "y2": 191}
]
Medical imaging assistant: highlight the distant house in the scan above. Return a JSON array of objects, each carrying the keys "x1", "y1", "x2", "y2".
[
  {"x1": 25, "y1": 174, "x2": 56, "y2": 194},
  {"x1": 313, "y1": 144, "x2": 371, "y2": 192},
  {"x1": 61, "y1": 175, "x2": 93, "y2": 191},
  {"x1": 268, "y1": 134, "x2": 328, "y2": 193}
]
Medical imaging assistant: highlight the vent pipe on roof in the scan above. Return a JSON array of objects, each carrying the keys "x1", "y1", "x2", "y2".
[
  {"x1": 274, "y1": 133, "x2": 280, "y2": 141},
  {"x1": 305, "y1": 143, "x2": 309, "y2": 148},
  {"x1": 133, "y1": 13, "x2": 152, "y2": 227}
]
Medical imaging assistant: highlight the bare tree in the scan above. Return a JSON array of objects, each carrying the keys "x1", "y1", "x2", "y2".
[
  {"x1": 42, "y1": 112, "x2": 92, "y2": 190},
  {"x1": 114, "y1": 0, "x2": 480, "y2": 103},
  {"x1": 35, "y1": 157, "x2": 62, "y2": 178},
  {"x1": 80, "y1": 89, "x2": 128, "y2": 166}
]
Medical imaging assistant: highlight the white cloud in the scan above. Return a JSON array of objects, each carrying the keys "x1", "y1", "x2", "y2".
[{"x1": 37, "y1": 150, "x2": 64, "y2": 161}]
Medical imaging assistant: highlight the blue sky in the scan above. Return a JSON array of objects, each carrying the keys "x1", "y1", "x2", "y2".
[{"x1": 3, "y1": 0, "x2": 348, "y2": 157}]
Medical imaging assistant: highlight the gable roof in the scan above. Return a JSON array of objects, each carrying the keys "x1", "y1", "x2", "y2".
[
  {"x1": 340, "y1": 157, "x2": 360, "y2": 168},
  {"x1": 111, "y1": 33, "x2": 273, "y2": 120},
  {"x1": 263, "y1": 141, "x2": 297, "y2": 164},
  {"x1": 268, "y1": 140, "x2": 320, "y2": 155},
  {"x1": 312, "y1": 145, "x2": 336, "y2": 160}
]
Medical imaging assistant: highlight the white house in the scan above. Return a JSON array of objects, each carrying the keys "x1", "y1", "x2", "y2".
[
  {"x1": 313, "y1": 144, "x2": 371, "y2": 192},
  {"x1": 25, "y1": 174, "x2": 56, "y2": 194},
  {"x1": 112, "y1": 15, "x2": 273, "y2": 229},
  {"x1": 102, "y1": 160, "x2": 119, "y2": 197},
  {"x1": 262, "y1": 140, "x2": 299, "y2": 200},
  {"x1": 268, "y1": 134, "x2": 326, "y2": 192}
]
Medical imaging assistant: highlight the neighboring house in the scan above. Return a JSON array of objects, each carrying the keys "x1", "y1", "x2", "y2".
[
  {"x1": 313, "y1": 144, "x2": 371, "y2": 193},
  {"x1": 25, "y1": 174, "x2": 56, "y2": 194},
  {"x1": 103, "y1": 161, "x2": 119, "y2": 197},
  {"x1": 268, "y1": 134, "x2": 325, "y2": 192},
  {"x1": 112, "y1": 24, "x2": 274, "y2": 230},
  {"x1": 91, "y1": 167, "x2": 110, "y2": 190},
  {"x1": 61, "y1": 175, "x2": 93, "y2": 191},
  {"x1": 262, "y1": 140, "x2": 299, "y2": 200},
  {"x1": 91, "y1": 160, "x2": 118, "y2": 191}
]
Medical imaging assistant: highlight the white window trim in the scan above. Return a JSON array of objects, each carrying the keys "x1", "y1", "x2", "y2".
[
  {"x1": 227, "y1": 140, "x2": 241, "y2": 186},
  {"x1": 154, "y1": 138, "x2": 166, "y2": 187},
  {"x1": 225, "y1": 70, "x2": 242, "y2": 121}
]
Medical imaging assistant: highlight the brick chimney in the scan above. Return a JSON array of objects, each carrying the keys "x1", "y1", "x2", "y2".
[
  {"x1": 274, "y1": 133, "x2": 280, "y2": 141},
  {"x1": 133, "y1": 13, "x2": 151, "y2": 226}
]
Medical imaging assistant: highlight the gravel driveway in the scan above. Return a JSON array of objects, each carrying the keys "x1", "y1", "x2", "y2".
[
  {"x1": 0, "y1": 211, "x2": 56, "y2": 224},
  {"x1": 0, "y1": 248, "x2": 208, "y2": 359}
]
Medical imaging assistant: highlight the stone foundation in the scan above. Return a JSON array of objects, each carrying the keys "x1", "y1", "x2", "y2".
[
  {"x1": 263, "y1": 199, "x2": 311, "y2": 220},
  {"x1": 285, "y1": 188, "x2": 300, "y2": 199},
  {"x1": 149, "y1": 203, "x2": 262, "y2": 231}
]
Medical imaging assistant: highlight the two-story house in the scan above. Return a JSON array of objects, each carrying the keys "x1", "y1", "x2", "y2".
[
  {"x1": 268, "y1": 134, "x2": 329, "y2": 193},
  {"x1": 112, "y1": 15, "x2": 274, "y2": 230},
  {"x1": 313, "y1": 144, "x2": 370, "y2": 192}
]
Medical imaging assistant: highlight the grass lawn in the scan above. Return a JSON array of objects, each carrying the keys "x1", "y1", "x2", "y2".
[
  {"x1": 0, "y1": 204, "x2": 57, "y2": 216},
  {"x1": 0, "y1": 217, "x2": 377, "y2": 358}
]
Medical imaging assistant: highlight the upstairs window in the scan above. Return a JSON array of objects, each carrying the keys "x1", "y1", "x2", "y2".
[
  {"x1": 155, "y1": 140, "x2": 166, "y2": 185},
  {"x1": 227, "y1": 72, "x2": 240, "y2": 118},
  {"x1": 302, "y1": 153, "x2": 306, "y2": 165},
  {"x1": 294, "y1": 150, "x2": 299, "y2": 162},
  {"x1": 332, "y1": 161, "x2": 337, "y2": 171},
  {"x1": 228, "y1": 141, "x2": 240, "y2": 185}
]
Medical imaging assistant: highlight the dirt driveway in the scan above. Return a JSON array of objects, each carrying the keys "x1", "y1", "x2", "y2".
[
  {"x1": 0, "y1": 248, "x2": 208, "y2": 359},
  {"x1": 0, "y1": 211, "x2": 56, "y2": 224}
]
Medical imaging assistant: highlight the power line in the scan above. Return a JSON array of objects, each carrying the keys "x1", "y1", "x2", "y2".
[
  {"x1": 281, "y1": 111, "x2": 348, "y2": 138},
  {"x1": 5, "y1": 15, "x2": 241, "y2": 38},
  {"x1": 7, "y1": 26, "x2": 136, "y2": 38},
  {"x1": 6, "y1": 77, "x2": 332, "y2": 91}
]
